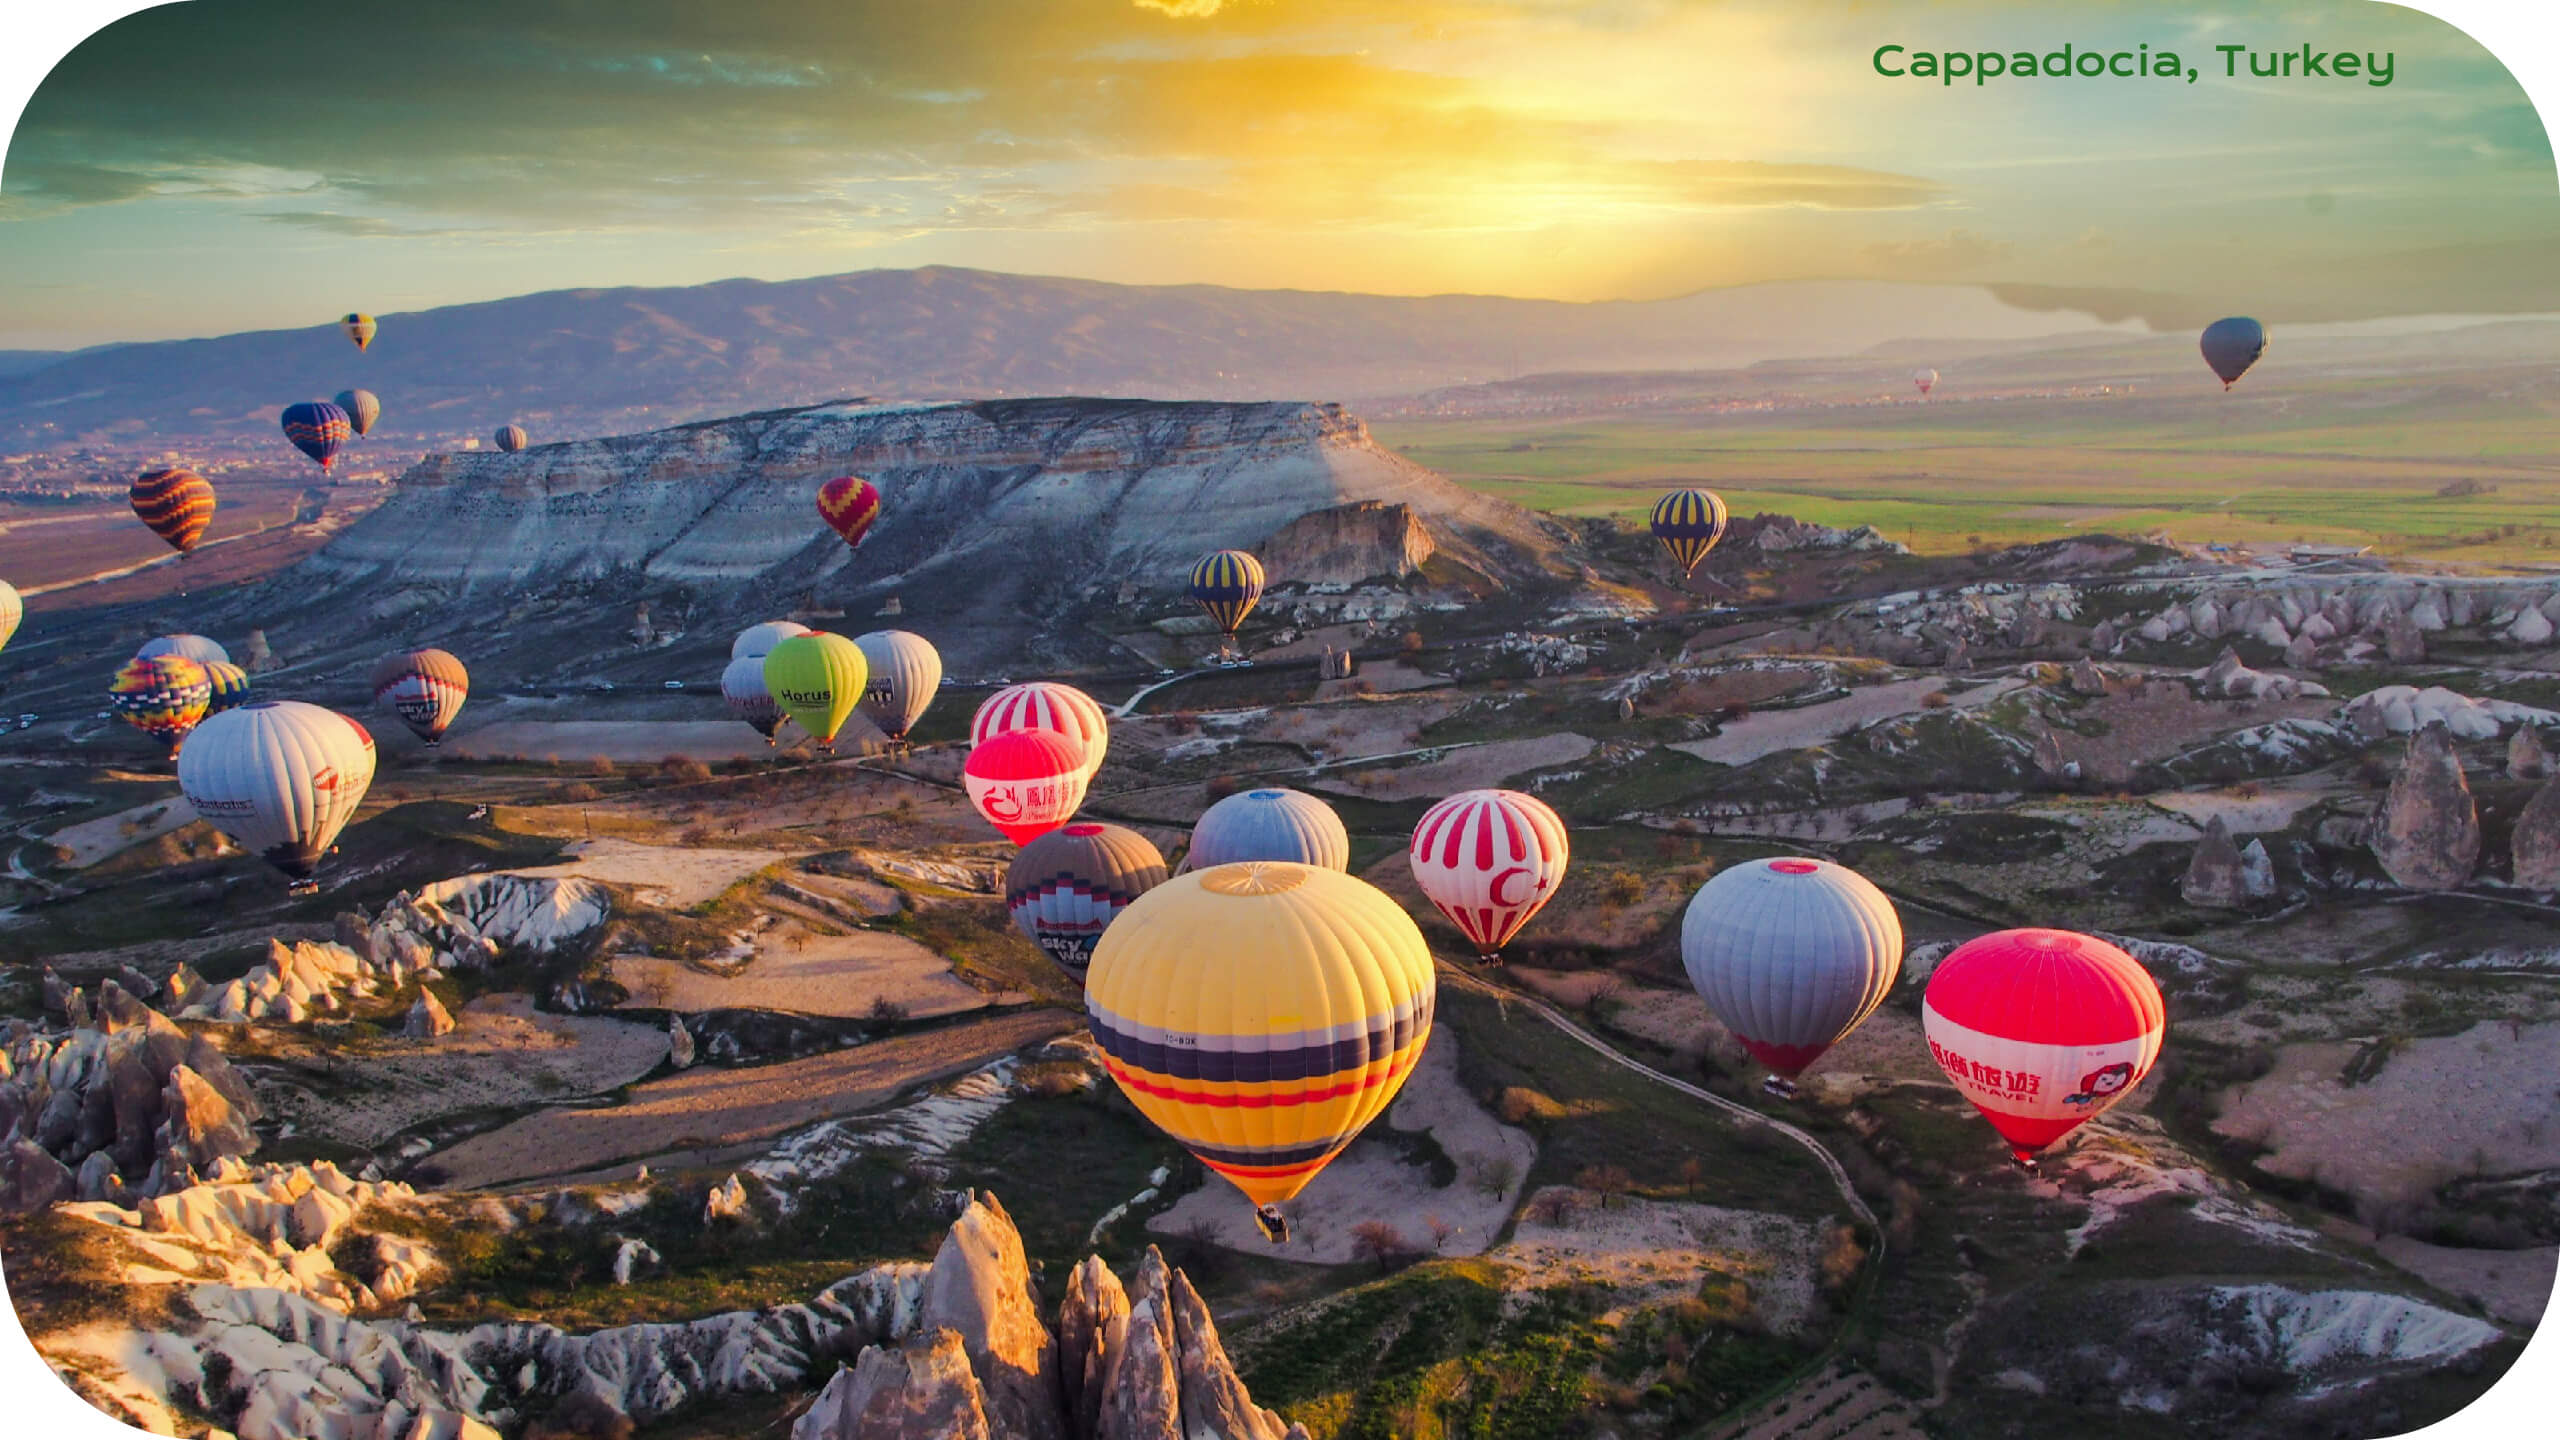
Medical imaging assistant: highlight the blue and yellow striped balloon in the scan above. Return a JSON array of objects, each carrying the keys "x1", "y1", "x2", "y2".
[
  {"x1": 1649, "y1": 488, "x2": 1728, "y2": 577},
  {"x1": 1187, "y1": 549, "x2": 1266, "y2": 638},
  {"x1": 1085, "y1": 862, "x2": 1435, "y2": 1238},
  {"x1": 201, "y1": 661, "x2": 253, "y2": 715}
]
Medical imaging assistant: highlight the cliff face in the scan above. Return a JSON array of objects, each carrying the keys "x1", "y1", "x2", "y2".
[{"x1": 1256, "y1": 500, "x2": 1435, "y2": 586}]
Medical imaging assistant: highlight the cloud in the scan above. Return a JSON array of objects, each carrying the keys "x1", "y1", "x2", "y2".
[
  {"x1": 1864, "y1": 228, "x2": 2014, "y2": 277},
  {"x1": 1132, "y1": 0, "x2": 1226, "y2": 15},
  {"x1": 1646, "y1": 161, "x2": 1946, "y2": 212},
  {"x1": 255, "y1": 211, "x2": 470, "y2": 238}
]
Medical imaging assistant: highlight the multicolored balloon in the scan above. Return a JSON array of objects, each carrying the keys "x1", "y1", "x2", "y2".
[
  {"x1": 495, "y1": 424, "x2": 529, "y2": 453},
  {"x1": 761, "y1": 632, "x2": 868, "y2": 747},
  {"x1": 179, "y1": 700, "x2": 376, "y2": 891},
  {"x1": 138, "y1": 634, "x2": 230, "y2": 668},
  {"x1": 201, "y1": 661, "x2": 253, "y2": 716},
  {"x1": 1679, "y1": 857, "x2": 1902, "y2": 1092},
  {"x1": 853, "y1": 630, "x2": 942, "y2": 743},
  {"x1": 1086, "y1": 862, "x2": 1436, "y2": 1242},
  {"x1": 371, "y1": 648, "x2": 469, "y2": 745},
  {"x1": 971, "y1": 682, "x2": 1109, "y2": 780},
  {"x1": 109, "y1": 654, "x2": 211, "y2": 753},
  {"x1": 1188, "y1": 550, "x2": 1265, "y2": 641},
  {"x1": 1006, "y1": 822, "x2": 1168, "y2": 975},
  {"x1": 2200, "y1": 317, "x2": 2267, "y2": 390},
  {"x1": 281, "y1": 401, "x2": 352, "y2": 472},
  {"x1": 731, "y1": 620, "x2": 812, "y2": 661},
  {"x1": 131, "y1": 468, "x2": 217, "y2": 553},
  {"x1": 0, "y1": 580, "x2": 19, "y2": 655},
  {"x1": 1649, "y1": 488, "x2": 1728, "y2": 579},
  {"x1": 1921, "y1": 928, "x2": 2165, "y2": 1167},
  {"x1": 817, "y1": 475, "x2": 881, "y2": 551},
  {"x1": 722, "y1": 655, "x2": 785, "y2": 743},
  {"x1": 964, "y1": 728, "x2": 1089, "y2": 845},
  {"x1": 1187, "y1": 787, "x2": 1348, "y2": 872},
  {"x1": 334, "y1": 389, "x2": 381, "y2": 437},
  {"x1": 1409, "y1": 789, "x2": 1570, "y2": 961},
  {"x1": 342, "y1": 313, "x2": 376, "y2": 351}
]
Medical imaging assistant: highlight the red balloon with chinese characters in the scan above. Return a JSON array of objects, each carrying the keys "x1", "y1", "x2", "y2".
[
  {"x1": 1920, "y1": 928, "x2": 2165, "y2": 1165},
  {"x1": 963, "y1": 728, "x2": 1090, "y2": 845}
]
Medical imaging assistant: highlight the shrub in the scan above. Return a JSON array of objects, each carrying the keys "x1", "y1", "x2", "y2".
[
  {"x1": 525, "y1": 1390, "x2": 634, "y2": 1440},
  {"x1": 660, "y1": 755, "x2": 713, "y2": 784},
  {"x1": 868, "y1": 995, "x2": 911, "y2": 1026},
  {"x1": 558, "y1": 782, "x2": 603, "y2": 803},
  {"x1": 1599, "y1": 870, "x2": 1646, "y2": 907},
  {"x1": 1919, "y1": 691, "x2": 1951, "y2": 709},
  {"x1": 1349, "y1": 1219, "x2": 1410, "y2": 1273},
  {"x1": 1576, "y1": 1164, "x2": 1633, "y2": 1208},
  {"x1": 1205, "y1": 775, "x2": 1243, "y2": 801},
  {"x1": 587, "y1": 756, "x2": 618, "y2": 778}
]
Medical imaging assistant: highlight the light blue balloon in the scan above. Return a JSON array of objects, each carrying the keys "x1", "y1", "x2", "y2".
[{"x1": 1186, "y1": 787, "x2": 1350, "y2": 872}]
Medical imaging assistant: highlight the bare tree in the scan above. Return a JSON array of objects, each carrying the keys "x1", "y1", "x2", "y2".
[
  {"x1": 1349, "y1": 1219, "x2": 1408, "y2": 1274},
  {"x1": 1424, "y1": 1214, "x2": 1456, "y2": 1252}
]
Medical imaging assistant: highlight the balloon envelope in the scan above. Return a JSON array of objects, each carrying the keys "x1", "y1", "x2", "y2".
[
  {"x1": 965, "y1": 729, "x2": 1090, "y2": 845},
  {"x1": 731, "y1": 621, "x2": 812, "y2": 661},
  {"x1": 721, "y1": 655, "x2": 785, "y2": 741},
  {"x1": 495, "y1": 425, "x2": 529, "y2": 452},
  {"x1": 1188, "y1": 787, "x2": 1348, "y2": 872},
  {"x1": 138, "y1": 634, "x2": 230, "y2": 668},
  {"x1": 1187, "y1": 550, "x2": 1265, "y2": 637},
  {"x1": 178, "y1": 700, "x2": 377, "y2": 881},
  {"x1": 971, "y1": 682, "x2": 1108, "y2": 780},
  {"x1": 817, "y1": 475, "x2": 881, "y2": 550},
  {"x1": 1006, "y1": 822, "x2": 1168, "y2": 975},
  {"x1": 334, "y1": 389, "x2": 381, "y2": 437},
  {"x1": 131, "y1": 468, "x2": 217, "y2": 553},
  {"x1": 1409, "y1": 789, "x2": 1569, "y2": 958},
  {"x1": 1649, "y1": 488, "x2": 1728, "y2": 577},
  {"x1": 2200, "y1": 317, "x2": 2268, "y2": 389},
  {"x1": 1679, "y1": 857, "x2": 1902, "y2": 1079},
  {"x1": 853, "y1": 630, "x2": 942, "y2": 741},
  {"x1": 109, "y1": 654, "x2": 211, "y2": 751},
  {"x1": 201, "y1": 661, "x2": 253, "y2": 716},
  {"x1": 1914, "y1": 368, "x2": 1938, "y2": 395},
  {"x1": 281, "y1": 402, "x2": 351, "y2": 471},
  {"x1": 1085, "y1": 863, "x2": 1436, "y2": 1220},
  {"x1": 1921, "y1": 928, "x2": 2165, "y2": 1164},
  {"x1": 371, "y1": 649, "x2": 469, "y2": 744},
  {"x1": 342, "y1": 313, "x2": 376, "y2": 351},
  {"x1": 0, "y1": 580, "x2": 18, "y2": 654},
  {"x1": 762, "y1": 633, "x2": 867, "y2": 746}
]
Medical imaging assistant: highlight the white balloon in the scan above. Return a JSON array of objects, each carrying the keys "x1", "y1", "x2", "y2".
[
  {"x1": 730, "y1": 620, "x2": 812, "y2": 661},
  {"x1": 178, "y1": 701, "x2": 377, "y2": 886}
]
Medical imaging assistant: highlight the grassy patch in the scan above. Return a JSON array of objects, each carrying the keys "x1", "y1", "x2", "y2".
[{"x1": 945, "y1": 1084, "x2": 1191, "y2": 1270}]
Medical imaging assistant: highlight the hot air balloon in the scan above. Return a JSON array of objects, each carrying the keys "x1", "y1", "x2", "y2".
[
  {"x1": 334, "y1": 389, "x2": 381, "y2": 437},
  {"x1": 2200, "y1": 317, "x2": 2267, "y2": 390},
  {"x1": 131, "y1": 468, "x2": 217, "y2": 554},
  {"x1": 1914, "y1": 368, "x2": 1938, "y2": 398},
  {"x1": 495, "y1": 425, "x2": 529, "y2": 453},
  {"x1": 964, "y1": 728, "x2": 1089, "y2": 845},
  {"x1": 342, "y1": 313, "x2": 376, "y2": 351},
  {"x1": 817, "y1": 475, "x2": 881, "y2": 551},
  {"x1": 761, "y1": 633, "x2": 868, "y2": 747},
  {"x1": 109, "y1": 654, "x2": 211, "y2": 754},
  {"x1": 722, "y1": 655, "x2": 786, "y2": 744},
  {"x1": 1409, "y1": 789, "x2": 1569, "y2": 962},
  {"x1": 1921, "y1": 928, "x2": 2165, "y2": 1168},
  {"x1": 138, "y1": 634, "x2": 230, "y2": 668},
  {"x1": 731, "y1": 621, "x2": 812, "y2": 662},
  {"x1": 1679, "y1": 857, "x2": 1902, "y2": 1097},
  {"x1": 854, "y1": 630, "x2": 942, "y2": 744},
  {"x1": 281, "y1": 401, "x2": 352, "y2": 472},
  {"x1": 971, "y1": 682, "x2": 1109, "y2": 781},
  {"x1": 201, "y1": 661, "x2": 253, "y2": 716},
  {"x1": 1006, "y1": 822, "x2": 1169, "y2": 975},
  {"x1": 0, "y1": 580, "x2": 19, "y2": 655},
  {"x1": 1649, "y1": 488, "x2": 1728, "y2": 580},
  {"x1": 371, "y1": 648, "x2": 469, "y2": 745},
  {"x1": 1188, "y1": 550, "x2": 1265, "y2": 659},
  {"x1": 1086, "y1": 862, "x2": 1435, "y2": 1242},
  {"x1": 178, "y1": 700, "x2": 376, "y2": 894},
  {"x1": 1186, "y1": 787, "x2": 1348, "y2": 872}
]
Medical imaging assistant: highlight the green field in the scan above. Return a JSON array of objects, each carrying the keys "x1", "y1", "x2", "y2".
[{"x1": 1377, "y1": 374, "x2": 2560, "y2": 565}]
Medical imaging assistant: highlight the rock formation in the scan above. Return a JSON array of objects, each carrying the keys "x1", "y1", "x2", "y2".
[
  {"x1": 408, "y1": 989, "x2": 457, "y2": 1039},
  {"x1": 2513, "y1": 779, "x2": 2560, "y2": 891},
  {"x1": 0, "y1": 989, "x2": 263, "y2": 1211},
  {"x1": 667, "y1": 1015, "x2": 697, "y2": 1069},
  {"x1": 2512, "y1": 726, "x2": 2551, "y2": 780},
  {"x1": 2068, "y1": 657, "x2": 2111, "y2": 696},
  {"x1": 706, "y1": 1173, "x2": 751, "y2": 1224},
  {"x1": 2369, "y1": 722, "x2": 2481, "y2": 891},
  {"x1": 1256, "y1": 499, "x2": 1434, "y2": 586},
  {"x1": 2182, "y1": 816, "x2": 2252, "y2": 908},
  {"x1": 2339, "y1": 685, "x2": 2552, "y2": 741}
]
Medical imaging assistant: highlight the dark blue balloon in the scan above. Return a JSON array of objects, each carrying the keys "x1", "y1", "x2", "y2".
[
  {"x1": 2200, "y1": 317, "x2": 2267, "y2": 389},
  {"x1": 280, "y1": 401, "x2": 351, "y2": 471}
]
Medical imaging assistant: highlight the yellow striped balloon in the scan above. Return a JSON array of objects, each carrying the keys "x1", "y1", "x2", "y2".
[
  {"x1": 1085, "y1": 862, "x2": 1435, "y2": 1240},
  {"x1": 1186, "y1": 549, "x2": 1266, "y2": 638},
  {"x1": 1649, "y1": 487, "x2": 1728, "y2": 578}
]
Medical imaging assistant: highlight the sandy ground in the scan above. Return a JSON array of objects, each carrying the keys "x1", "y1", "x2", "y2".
[
  {"x1": 2147, "y1": 783, "x2": 2333, "y2": 836},
  {"x1": 1148, "y1": 1027, "x2": 1535, "y2": 1263},
  {"x1": 49, "y1": 796, "x2": 199, "y2": 869},
  {"x1": 613, "y1": 929, "x2": 986, "y2": 1020},
  {"x1": 424, "y1": 1008, "x2": 1073, "y2": 1189},
  {"x1": 446, "y1": 720, "x2": 787, "y2": 764},
  {"x1": 258, "y1": 995, "x2": 672, "y2": 1150},
  {"x1": 2371, "y1": 1236, "x2": 2557, "y2": 1327},
  {"x1": 509, "y1": 836, "x2": 785, "y2": 907},
  {"x1": 1673, "y1": 677, "x2": 2028, "y2": 766},
  {"x1": 1224, "y1": 694, "x2": 1462, "y2": 762},
  {"x1": 1312, "y1": 732, "x2": 1594, "y2": 801},
  {"x1": 1490, "y1": 1188, "x2": 1829, "y2": 1335},
  {"x1": 2212, "y1": 1021, "x2": 2560, "y2": 1208}
]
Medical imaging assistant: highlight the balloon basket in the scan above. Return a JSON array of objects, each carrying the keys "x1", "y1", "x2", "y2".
[
  {"x1": 2009, "y1": 1153, "x2": 2041, "y2": 1174},
  {"x1": 1253, "y1": 1206, "x2": 1291, "y2": 1244},
  {"x1": 286, "y1": 880, "x2": 319, "y2": 898},
  {"x1": 1760, "y1": 1075, "x2": 1800, "y2": 1100}
]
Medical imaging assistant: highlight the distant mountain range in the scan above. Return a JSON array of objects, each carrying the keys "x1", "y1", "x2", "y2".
[{"x1": 0, "y1": 267, "x2": 2135, "y2": 449}]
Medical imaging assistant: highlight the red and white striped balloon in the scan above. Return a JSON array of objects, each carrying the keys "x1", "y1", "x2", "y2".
[
  {"x1": 1409, "y1": 789, "x2": 1570, "y2": 959},
  {"x1": 964, "y1": 729, "x2": 1091, "y2": 846},
  {"x1": 1920, "y1": 928, "x2": 2165, "y2": 1166},
  {"x1": 972, "y1": 682, "x2": 1109, "y2": 780}
]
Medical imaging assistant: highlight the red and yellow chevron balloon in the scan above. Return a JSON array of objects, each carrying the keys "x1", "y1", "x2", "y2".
[
  {"x1": 109, "y1": 654, "x2": 213, "y2": 752},
  {"x1": 816, "y1": 475, "x2": 882, "y2": 551},
  {"x1": 131, "y1": 468, "x2": 218, "y2": 553}
]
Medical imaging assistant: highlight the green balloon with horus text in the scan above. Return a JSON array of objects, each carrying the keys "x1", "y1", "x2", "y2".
[{"x1": 761, "y1": 632, "x2": 869, "y2": 747}]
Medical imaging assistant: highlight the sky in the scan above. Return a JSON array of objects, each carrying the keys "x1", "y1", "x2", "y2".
[{"x1": 0, "y1": 0, "x2": 2554, "y2": 348}]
